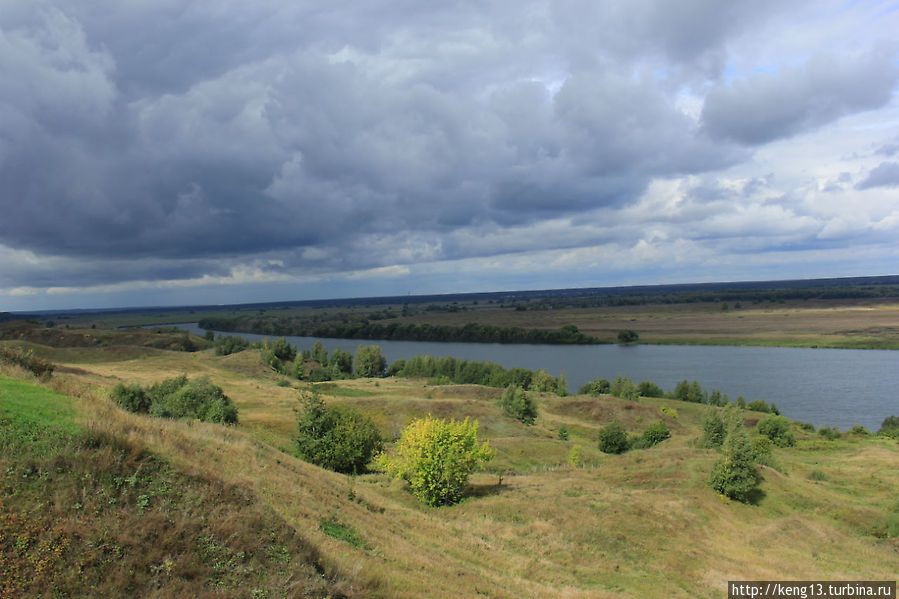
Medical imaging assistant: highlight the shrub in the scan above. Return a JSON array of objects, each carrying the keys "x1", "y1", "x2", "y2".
[
  {"x1": 746, "y1": 399, "x2": 770, "y2": 413},
  {"x1": 638, "y1": 381, "x2": 665, "y2": 398},
  {"x1": 213, "y1": 335, "x2": 249, "y2": 356},
  {"x1": 0, "y1": 347, "x2": 54, "y2": 378},
  {"x1": 148, "y1": 377, "x2": 238, "y2": 424},
  {"x1": 642, "y1": 420, "x2": 671, "y2": 447},
  {"x1": 674, "y1": 380, "x2": 706, "y2": 403},
  {"x1": 700, "y1": 409, "x2": 726, "y2": 448},
  {"x1": 377, "y1": 415, "x2": 494, "y2": 506},
  {"x1": 756, "y1": 414, "x2": 795, "y2": 447},
  {"x1": 660, "y1": 405, "x2": 678, "y2": 419},
  {"x1": 110, "y1": 383, "x2": 150, "y2": 414},
  {"x1": 501, "y1": 385, "x2": 538, "y2": 425},
  {"x1": 557, "y1": 425, "x2": 569, "y2": 441},
  {"x1": 708, "y1": 423, "x2": 759, "y2": 502},
  {"x1": 598, "y1": 421, "x2": 630, "y2": 454},
  {"x1": 617, "y1": 329, "x2": 639, "y2": 343},
  {"x1": 849, "y1": 425, "x2": 871, "y2": 436},
  {"x1": 578, "y1": 378, "x2": 610, "y2": 396},
  {"x1": 567, "y1": 445, "x2": 583, "y2": 468},
  {"x1": 530, "y1": 369, "x2": 557, "y2": 393},
  {"x1": 878, "y1": 416, "x2": 899, "y2": 439},
  {"x1": 295, "y1": 392, "x2": 382, "y2": 474},
  {"x1": 818, "y1": 426, "x2": 842, "y2": 440}
]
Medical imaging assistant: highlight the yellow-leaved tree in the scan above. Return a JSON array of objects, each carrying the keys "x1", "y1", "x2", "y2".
[{"x1": 377, "y1": 415, "x2": 494, "y2": 506}]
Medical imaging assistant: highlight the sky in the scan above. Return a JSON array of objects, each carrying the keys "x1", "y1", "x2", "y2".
[{"x1": 1, "y1": 0, "x2": 898, "y2": 312}]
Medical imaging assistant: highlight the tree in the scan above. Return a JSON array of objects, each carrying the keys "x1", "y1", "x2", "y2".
[
  {"x1": 501, "y1": 384, "x2": 538, "y2": 425},
  {"x1": 377, "y1": 415, "x2": 494, "y2": 506},
  {"x1": 700, "y1": 409, "x2": 726, "y2": 448},
  {"x1": 598, "y1": 421, "x2": 630, "y2": 454},
  {"x1": 295, "y1": 391, "x2": 382, "y2": 473},
  {"x1": 578, "y1": 378, "x2": 610, "y2": 396},
  {"x1": 354, "y1": 345, "x2": 387, "y2": 378},
  {"x1": 610, "y1": 376, "x2": 639, "y2": 401},
  {"x1": 878, "y1": 415, "x2": 899, "y2": 439},
  {"x1": 530, "y1": 369, "x2": 557, "y2": 393},
  {"x1": 708, "y1": 422, "x2": 759, "y2": 502},
  {"x1": 617, "y1": 329, "x2": 639, "y2": 343},
  {"x1": 311, "y1": 341, "x2": 329, "y2": 367},
  {"x1": 637, "y1": 381, "x2": 665, "y2": 398},
  {"x1": 329, "y1": 348, "x2": 353, "y2": 377}
]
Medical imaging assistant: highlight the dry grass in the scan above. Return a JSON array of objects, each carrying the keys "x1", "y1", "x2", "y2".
[{"x1": 4, "y1": 339, "x2": 898, "y2": 598}]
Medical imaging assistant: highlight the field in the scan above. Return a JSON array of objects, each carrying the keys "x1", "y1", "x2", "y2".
[{"x1": 2, "y1": 325, "x2": 897, "y2": 598}]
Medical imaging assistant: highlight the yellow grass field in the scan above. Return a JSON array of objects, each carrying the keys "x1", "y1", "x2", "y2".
[{"x1": 3, "y1": 334, "x2": 898, "y2": 598}]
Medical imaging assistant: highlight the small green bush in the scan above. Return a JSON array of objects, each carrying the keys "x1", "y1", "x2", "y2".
[
  {"x1": 557, "y1": 425, "x2": 569, "y2": 441},
  {"x1": 756, "y1": 414, "x2": 795, "y2": 447},
  {"x1": 295, "y1": 392, "x2": 382, "y2": 474},
  {"x1": 641, "y1": 420, "x2": 670, "y2": 447},
  {"x1": 610, "y1": 376, "x2": 639, "y2": 401},
  {"x1": 746, "y1": 399, "x2": 771, "y2": 413},
  {"x1": 567, "y1": 445, "x2": 583, "y2": 468},
  {"x1": 818, "y1": 425, "x2": 842, "y2": 440},
  {"x1": 598, "y1": 421, "x2": 630, "y2": 454},
  {"x1": 110, "y1": 383, "x2": 150, "y2": 413},
  {"x1": 877, "y1": 416, "x2": 899, "y2": 439},
  {"x1": 617, "y1": 329, "x2": 639, "y2": 343},
  {"x1": 849, "y1": 425, "x2": 871, "y2": 435},
  {"x1": 213, "y1": 335, "x2": 249, "y2": 356}
]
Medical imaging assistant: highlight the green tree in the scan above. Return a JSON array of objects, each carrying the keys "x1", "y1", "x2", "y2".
[
  {"x1": 617, "y1": 329, "x2": 639, "y2": 343},
  {"x1": 700, "y1": 409, "x2": 726, "y2": 448},
  {"x1": 311, "y1": 341, "x2": 329, "y2": 367},
  {"x1": 637, "y1": 381, "x2": 665, "y2": 398},
  {"x1": 377, "y1": 415, "x2": 494, "y2": 506},
  {"x1": 530, "y1": 369, "x2": 557, "y2": 393},
  {"x1": 578, "y1": 378, "x2": 610, "y2": 396},
  {"x1": 501, "y1": 384, "x2": 538, "y2": 425},
  {"x1": 329, "y1": 348, "x2": 353, "y2": 377},
  {"x1": 354, "y1": 345, "x2": 387, "y2": 378},
  {"x1": 708, "y1": 422, "x2": 759, "y2": 502},
  {"x1": 598, "y1": 421, "x2": 630, "y2": 454},
  {"x1": 610, "y1": 375, "x2": 639, "y2": 401},
  {"x1": 295, "y1": 391, "x2": 382, "y2": 473},
  {"x1": 878, "y1": 415, "x2": 899, "y2": 439}
]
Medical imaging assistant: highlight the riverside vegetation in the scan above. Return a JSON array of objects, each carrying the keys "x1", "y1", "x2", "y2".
[{"x1": 1, "y1": 320, "x2": 898, "y2": 598}]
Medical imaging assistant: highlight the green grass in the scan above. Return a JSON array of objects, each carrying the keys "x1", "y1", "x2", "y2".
[{"x1": 0, "y1": 373, "x2": 80, "y2": 456}]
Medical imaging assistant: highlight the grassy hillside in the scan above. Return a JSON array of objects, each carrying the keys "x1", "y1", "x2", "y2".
[{"x1": 1, "y1": 336, "x2": 897, "y2": 598}]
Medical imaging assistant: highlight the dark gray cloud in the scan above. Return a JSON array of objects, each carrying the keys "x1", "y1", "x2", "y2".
[
  {"x1": 701, "y1": 47, "x2": 898, "y2": 145},
  {"x1": 855, "y1": 162, "x2": 899, "y2": 190},
  {"x1": 1, "y1": 0, "x2": 897, "y2": 303}
]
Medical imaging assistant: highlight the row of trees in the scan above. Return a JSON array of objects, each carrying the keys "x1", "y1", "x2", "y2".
[{"x1": 199, "y1": 316, "x2": 600, "y2": 345}]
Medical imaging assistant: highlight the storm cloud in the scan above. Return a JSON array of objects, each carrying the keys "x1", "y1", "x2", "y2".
[{"x1": 1, "y1": 0, "x2": 897, "y2": 309}]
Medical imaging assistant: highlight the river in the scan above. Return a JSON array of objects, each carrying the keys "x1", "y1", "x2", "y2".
[{"x1": 175, "y1": 323, "x2": 897, "y2": 432}]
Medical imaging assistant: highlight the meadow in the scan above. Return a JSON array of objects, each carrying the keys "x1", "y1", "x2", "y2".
[{"x1": 1, "y1": 323, "x2": 897, "y2": 597}]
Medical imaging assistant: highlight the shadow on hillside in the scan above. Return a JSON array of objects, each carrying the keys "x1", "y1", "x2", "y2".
[{"x1": 745, "y1": 487, "x2": 767, "y2": 505}]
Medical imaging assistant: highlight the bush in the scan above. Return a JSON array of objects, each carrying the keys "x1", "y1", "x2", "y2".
[
  {"x1": 501, "y1": 385, "x2": 538, "y2": 425},
  {"x1": 878, "y1": 416, "x2": 899, "y2": 439},
  {"x1": 213, "y1": 335, "x2": 249, "y2": 356},
  {"x1": 617, "y1": 329, "x2": 639, "y2": 343},
  {"x1": 557, "y1": 425, "x2": 569, "y2": 441},
  {"x1": 148, "y1": 377, "x2": 238, "y2": 424},
  {"x1": 377, "y1": 415, "x2": 494, "y2": 506},
  {"x1": 0, "y1": 347, "x2": 54, "y2": 378},
  {"x1": 746, "y1": 399, "x2": 771, "y2": 413},
  {"x1": 578, "y1": 378, "x2": 610, "y2": 396},
  {"x1": 708, "y1": 423, "x2": 759, "y2": 502},
  {"x1": 750, "y1": 436, "x2": 775, "y2": 467},
  {"x1": 818, "y1": 426, "x2": 842, "y2": 440},
  {"x1": 295, "y1": 392, "x2": 382, "y2": 473},
  {"x1": 642, "y1": 420, "x2": 670, "y2": 447},
  {"x1": 567, "y1": 445, "x2": 583, "y2": 468},
  {"x1": 849, "y1": 425, "x2": 871, "y2": 436},
  {"x1": 638, "y1": 381, "x2": 665, "y2": 398},
  {"x1": 110, "y1": 383, "x2": 150, "y2": 413},
  {"x1": 114, "y1": 375, "x2": 238, "y2": 424},
  {"x1": 756, "y1": 414, "x2": 795, "y2": 447},
  {"x1": 598, "y1": 421, "x2": 630, "y2": 454}
]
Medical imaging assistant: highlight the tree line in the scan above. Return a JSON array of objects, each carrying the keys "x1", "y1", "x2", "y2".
[{"x1": 198, "y1": 316, "x2": 600, "y2": 345}]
